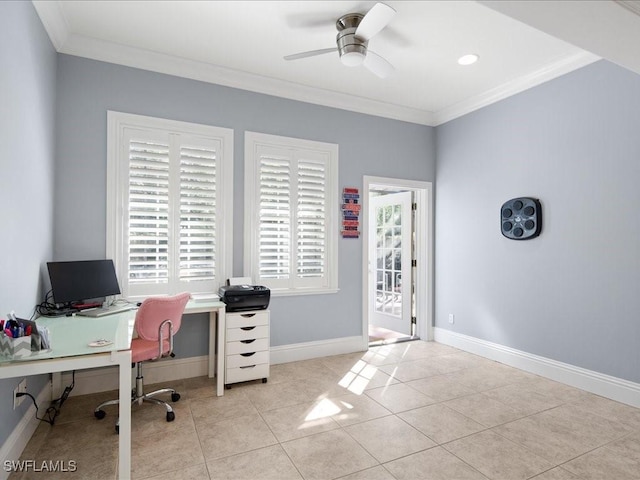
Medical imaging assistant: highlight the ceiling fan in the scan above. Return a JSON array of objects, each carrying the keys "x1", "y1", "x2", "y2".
[{"x1": 284, "y1": 2, "x2": 396, "y2": 79}]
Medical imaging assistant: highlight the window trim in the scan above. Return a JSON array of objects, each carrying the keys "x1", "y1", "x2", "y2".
[
  {"x1": 106, "y1": 111, "x2": 233, "y2": 300},
  {"x1": 244, "y1": 131, "x2": 339, "y2": 296}
]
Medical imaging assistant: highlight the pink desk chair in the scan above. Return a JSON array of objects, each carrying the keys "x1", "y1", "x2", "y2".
[{"x1": 94, "y1": 292, "x2": 191, "y2": 433}]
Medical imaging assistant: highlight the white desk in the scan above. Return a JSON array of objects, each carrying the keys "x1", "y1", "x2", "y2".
[
  {"x1": 0, "y1": 311, "x2": 135, "y2": 479},
  {"x1": 183, "y1": 299, "x2": 226, "y2": 396},
  {"x1": 48, "y1": 300, "x2": 226, "y2": 403}
]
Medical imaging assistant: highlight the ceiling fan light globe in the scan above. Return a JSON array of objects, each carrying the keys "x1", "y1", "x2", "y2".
[{"x1": 341, "y1": 51, "x2": 365, "y2": 67}]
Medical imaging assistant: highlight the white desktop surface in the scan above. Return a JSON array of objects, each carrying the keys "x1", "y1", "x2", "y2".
[{"x1": 0, "y1": 311, "x2": 135, "y2": 479}]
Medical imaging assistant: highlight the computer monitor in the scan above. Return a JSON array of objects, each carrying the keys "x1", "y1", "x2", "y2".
[{"x1": 47, "y1": 259, "x2": 121, "y2": 307}]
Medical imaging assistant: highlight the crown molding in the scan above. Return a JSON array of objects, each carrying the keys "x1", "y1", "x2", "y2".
[
  {"x1": 32, "y1": 0, "x2": 69, "y2": 50},
  {"x1": 58, "y1": 33, "x2": 436, "y2": 126},
  {"x1": 32, "y1": 0, "x2": 598, "y2": 127},
  {"x1": 434, "y1": 50, "x2": 600, "y2": 125}
]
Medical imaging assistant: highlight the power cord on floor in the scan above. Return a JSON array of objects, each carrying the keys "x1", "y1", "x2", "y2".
[
  {"x1": 16, "y1": 371, "x2": 76, "y2": 426},
  {"x1": 15, "y1": 392, "x2": 58, "y2": 425}
]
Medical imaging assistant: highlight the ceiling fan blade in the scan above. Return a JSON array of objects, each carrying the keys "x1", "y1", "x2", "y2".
[
  {"x1": 284, "y1": 48, "x2": 337, "y2": 61},
  {"x1": 355, "y1": 2, "x2": 396, "y2": 41},
  {"x1": 363, "y1": 51, "x2": 395, "y2": 78}
]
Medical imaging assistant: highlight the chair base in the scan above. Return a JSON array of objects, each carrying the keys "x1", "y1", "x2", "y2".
[{"x1": 94, "y1": 367, "x2": 180, "y2": 433}]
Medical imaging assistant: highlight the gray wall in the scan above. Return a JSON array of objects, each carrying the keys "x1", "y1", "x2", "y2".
[
  {"x1": 54, "y1": 54, "x2": 435, "y2": 354},
  {"x1": 0, "y1": 1, "x2": 56, "y2": 446},
  {"x1": 435, "y1": 60, "x2": 640, "y2": 383}
]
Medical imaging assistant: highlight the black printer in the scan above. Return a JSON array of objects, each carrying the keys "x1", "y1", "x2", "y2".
[{"x1": 218, "y1": 284, "x2": 270, "y2": 312}]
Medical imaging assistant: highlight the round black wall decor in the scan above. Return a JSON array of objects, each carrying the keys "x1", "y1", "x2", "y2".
[{"x1": 501, "y1": 197, "x2": 542, "y2": 240}]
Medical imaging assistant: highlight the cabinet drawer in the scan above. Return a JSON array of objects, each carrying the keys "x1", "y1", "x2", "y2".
[
  {"x1": 227, "y1": 325, "x2": 269, "y2": 342},
  {"x1": 227, "y1": 311, "x2": 269, "y2": 329},
  {"x1": 226, "y1": 337, "x2": 269, "y2": 355},
  {"x1": 226, "y1": 363, "x2": 269, "y2": 384},
  {"x1": 226, "y1": 350, "x2": 269, "y2": 368}
]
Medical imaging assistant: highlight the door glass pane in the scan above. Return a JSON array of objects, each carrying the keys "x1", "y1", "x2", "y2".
[
  {"x1": 384, "y1": 229, "x2": 392, "y2": 248},
  {"x1": 376, "y1": 228, "x2": 384, "y2": 248},
  {"x1": 384, "y1": 249, "x2": 392, "y2": 269},
  {"x1": 374, "y1": 201, "x2": 404, "y2": 318},
  {"x1": 394, "y1": 205, "x2": 401, "y2": 225}
]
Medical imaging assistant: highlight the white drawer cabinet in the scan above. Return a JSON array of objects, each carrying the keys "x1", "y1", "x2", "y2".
[{"x1": 225, "y1": 310, "x2": 269, "y2": 388}]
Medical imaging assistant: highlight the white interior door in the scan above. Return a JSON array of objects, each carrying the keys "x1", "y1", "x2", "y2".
[{"x1": 369, "y1": 191, "x2": 412, "y2": 335}]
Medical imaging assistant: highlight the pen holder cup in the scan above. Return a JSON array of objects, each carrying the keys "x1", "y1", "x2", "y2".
[{"x1": 0, "y1": 334, "x2": 32, "y2": 358}]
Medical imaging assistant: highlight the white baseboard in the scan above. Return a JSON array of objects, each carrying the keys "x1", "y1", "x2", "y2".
[
  {"x1": 0, "y1": 381, "x2": 52, "y2": 480},
  {"x1": 434, "y1": 327, "x2": 640, "y2": 408},
  {"x1": 270, "y1": 336, "x2": 365, "y2": 365},
  {"x1": 62, "y1": 355, "x2": 210, "y2": 397}
]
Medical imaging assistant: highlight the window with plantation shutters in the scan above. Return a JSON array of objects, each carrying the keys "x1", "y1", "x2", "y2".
[
  {"x1": 245, "y1": 132, "x2": 338, "y2": 295},
  {"x1": 107, "y1": 112, "x2": 233, "y2": 299}
]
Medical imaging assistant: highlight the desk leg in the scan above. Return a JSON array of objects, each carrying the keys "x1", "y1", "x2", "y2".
[
  {"x1": 216, "y1": 306, "x2": 225, "y2": 397},
  {"x1": 116, "y1": 350, "x2": 132, "y2": 479},
  {"x1": 51, "y1": 372, "x2": 63, "y2": 399},
  {"x1": 208, "y1": 311, "x2": 216, "y2": 380}
]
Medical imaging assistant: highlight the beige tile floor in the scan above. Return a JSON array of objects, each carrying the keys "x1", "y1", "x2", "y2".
[{"x1": 10, "y1": 341, "x2": 640, "y2": 480}]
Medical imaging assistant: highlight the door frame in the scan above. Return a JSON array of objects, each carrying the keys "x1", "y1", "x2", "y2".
[{"x1": 361, "y1": 176, "x2": 433, "y2": 349}]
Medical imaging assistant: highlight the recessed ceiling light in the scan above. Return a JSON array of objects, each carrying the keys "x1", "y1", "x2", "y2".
[{"x1": 458, "y1": 54, "x2": 479, "y2": 66}]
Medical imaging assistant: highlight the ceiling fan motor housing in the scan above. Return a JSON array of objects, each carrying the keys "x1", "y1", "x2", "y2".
[{"x1": 336, "y1": 13, "x2": 368, "y2": 66}]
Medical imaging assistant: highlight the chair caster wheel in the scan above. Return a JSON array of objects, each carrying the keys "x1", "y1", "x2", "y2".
[
  {"x1": 94, "y1": 410, "x2": 106, "y2": 420},
  {"x1": 171, "y1": 392, "x2": 180, "y2": 402},
  {"x1": 166, "y1": 411, "x2": 175, "y2": 422},
  {"x1": 225, "y1": 384, "x2": 231, "y2": 390},
  {"x1": 262, "y1": 378, "x2": 267, "y2": 384}
]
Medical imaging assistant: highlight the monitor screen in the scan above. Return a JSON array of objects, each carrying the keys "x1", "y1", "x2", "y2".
[{"x1": 47, "y1": 259, "x2": 121, "y2": 306}]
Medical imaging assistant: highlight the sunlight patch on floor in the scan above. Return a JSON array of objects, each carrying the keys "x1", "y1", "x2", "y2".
[{"x1": 304, "y1": 398, "x2": 342, "y2": 422}]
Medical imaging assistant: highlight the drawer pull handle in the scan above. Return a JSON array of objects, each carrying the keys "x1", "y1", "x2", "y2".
[
  {"x1": 241, "y1": 339, "x2": 256, "y2": 344},
  {"x1": 241, "y1": 313, "x2": 256, "y2": 318},
  {"x1": 241, "y1": 352, "x2": 256, "y2": 357},
  {"x1": 240, "y1": 365, "x2": 256, "y2": 369},
  {"x1": 241, "y1": 326, "x2": 256, "y2": 331}
]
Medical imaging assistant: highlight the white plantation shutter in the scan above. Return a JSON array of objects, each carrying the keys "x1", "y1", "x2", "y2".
[
  {"x1": 127, "y1": 135, "x2": 170, "y2": 286},
  {"x1": 107, "y1": 112, "x2": 233, "y2": 299},
  {"x1": 179, "y1": 142, "x2": 217, "y2": 283},
  {"x1": 258, "y1": 153, "x2": 291, "y2": 281},
  {"x1": 297, "y1": 159, "x2": 326, "y2": 280},
  {"x1": 245, "y1": 132, "x2": 338, "y2": 295}
]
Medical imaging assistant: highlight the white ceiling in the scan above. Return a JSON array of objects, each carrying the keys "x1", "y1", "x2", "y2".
[{"x1": 32, "y1": 1, "x2": 640, "y2": 126}]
